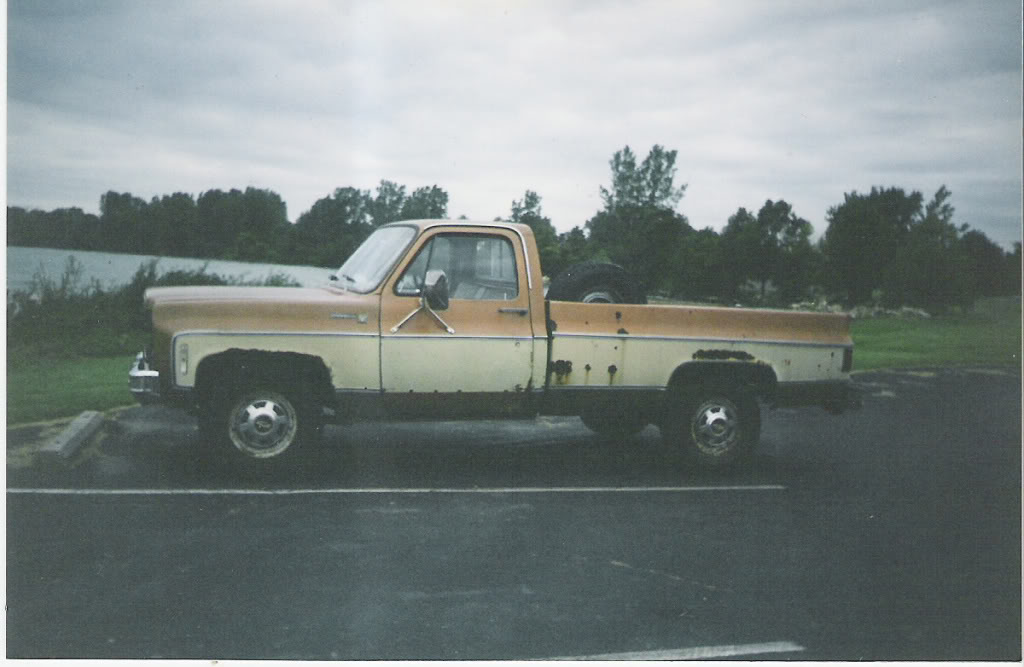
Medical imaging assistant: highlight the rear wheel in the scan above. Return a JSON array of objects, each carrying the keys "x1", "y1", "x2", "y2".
[{"x1": 665, "y1": 389, "x2": 760, "y2": 469}]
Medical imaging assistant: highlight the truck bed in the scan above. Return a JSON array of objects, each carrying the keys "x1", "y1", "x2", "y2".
[{"x1": 546, "y1": 301, "x2": 852, "y2": 388}]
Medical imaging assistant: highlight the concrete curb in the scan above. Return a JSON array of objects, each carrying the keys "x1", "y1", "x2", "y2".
[
  {"x1": 7, "y1": 404, "x2": 136, "y2": 431},
  {"x1": 40, "y1": 411, "x2": 105, "y2": 459}
]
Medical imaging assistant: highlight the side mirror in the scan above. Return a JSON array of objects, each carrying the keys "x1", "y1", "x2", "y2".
[{"x1": 422, "y1": 270, "x2": 449, "y2": 311}]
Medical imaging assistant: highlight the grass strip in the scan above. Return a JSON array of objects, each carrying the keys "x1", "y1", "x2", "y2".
[
  {"x1": 7, "y1": 354, "x2": 137, "y2": 425},
  {"x1": 851, "y1": 297, "x2": 1021, "y2": 371}
]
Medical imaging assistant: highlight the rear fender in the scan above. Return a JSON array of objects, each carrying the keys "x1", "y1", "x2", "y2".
[{"x1": 666, "y1": 360, "x2": 777, "y2": 401}]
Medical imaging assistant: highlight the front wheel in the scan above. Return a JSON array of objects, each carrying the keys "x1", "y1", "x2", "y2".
[
  {"x1": 202, "y1": 386, "x2": 320, "y2": 461},
  {"x1": 665, "y1": 390, "x2": 760, "y2": 469}
]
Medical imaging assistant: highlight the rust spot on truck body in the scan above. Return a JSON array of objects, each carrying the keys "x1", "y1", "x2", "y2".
[
  {"x1": 550, "y1": 359, "x2": 573, "y2": 384},
  {"x1": 693, "y1": 349, "x2": 756, "y2": 362}
]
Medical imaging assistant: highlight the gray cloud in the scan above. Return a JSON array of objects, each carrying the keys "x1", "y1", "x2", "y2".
[{"x1": 7, "y1": 0, "x2": 1022, "y2": 248}]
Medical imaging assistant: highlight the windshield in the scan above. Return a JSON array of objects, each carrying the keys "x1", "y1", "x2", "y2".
[{"x1": 334, "y1": 225, "x2": 418, "y2": 293}]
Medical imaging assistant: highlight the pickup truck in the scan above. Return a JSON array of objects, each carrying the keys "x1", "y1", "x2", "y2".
[{"x1": 130, "y1": 219, "x2": 857, "y2": 468}]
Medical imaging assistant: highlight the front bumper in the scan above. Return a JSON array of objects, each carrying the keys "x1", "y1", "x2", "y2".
[{"x1": 129, "y1": 351, "x2": 161, "y2": 404}]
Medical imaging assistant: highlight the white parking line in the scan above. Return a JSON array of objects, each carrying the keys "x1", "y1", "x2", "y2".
[
  {"x1": 7, "y1": 485, "x2": 785, "y2": 496},
  {"x1": 552, "y1": 640, "x2": 805, "y2": 660}
]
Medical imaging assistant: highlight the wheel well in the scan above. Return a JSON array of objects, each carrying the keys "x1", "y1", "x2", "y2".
[
  {"x1": 194, "y1": 349, "x2": 335, "y2": 410},
  {"x1": 666, "y1": 361, "x2": 778, "y2": 400}
]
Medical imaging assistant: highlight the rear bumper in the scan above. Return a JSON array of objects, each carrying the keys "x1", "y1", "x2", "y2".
[
  {"x1": 129, "y1": 351, "x2": 161, "y2": 405},
  {"x1": 772, "y1": 379, "x2": 862, "y2": 414}
]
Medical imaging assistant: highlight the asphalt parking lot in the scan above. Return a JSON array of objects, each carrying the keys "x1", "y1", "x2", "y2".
[{"x1": 6, "y1": 367, "x2": 1021, "y2": 660}]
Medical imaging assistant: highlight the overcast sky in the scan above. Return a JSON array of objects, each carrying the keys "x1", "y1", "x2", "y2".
[{"x1": 6, "y1": 0, "x2": 1022, "y2": 248}]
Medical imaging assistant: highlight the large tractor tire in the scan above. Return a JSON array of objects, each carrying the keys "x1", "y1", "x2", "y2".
[{"x1": 547, "y1": 262, "x2": 647, "y2": 304}]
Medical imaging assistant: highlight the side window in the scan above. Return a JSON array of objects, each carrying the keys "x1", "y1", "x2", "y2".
[{"x1": 395, "y1": 233, "x2": 518, "y2": 300}]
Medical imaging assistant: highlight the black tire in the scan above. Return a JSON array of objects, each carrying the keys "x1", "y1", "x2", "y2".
[
  {"x1": 664, "y1": 388, "x2": 760, "y2": 469},
  {"x1": 547, "y1": 262, "x2": 647, "y2": 304},
  {"x1": 201, "y1": 385, "x2": 321, "y2": 462},
  {"x1": 580, "y1": 405, "x2": 648, "y2": 439}
]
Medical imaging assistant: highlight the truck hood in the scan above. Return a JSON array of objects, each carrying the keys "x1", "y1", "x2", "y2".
[
  {"x1": 144, "y1": 285, "x2": 371, "y2": 309},
  {"x1": 144, "y1": 285, "x2": 381, "y2": 335}
]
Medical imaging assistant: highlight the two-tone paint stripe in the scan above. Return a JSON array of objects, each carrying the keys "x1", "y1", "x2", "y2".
[
  {"x1": 553, "y1": 331, "x2": 852, "y2": 348},
  {"x1": 8, "y1": 485, "x2": 787, "y2": 496}
]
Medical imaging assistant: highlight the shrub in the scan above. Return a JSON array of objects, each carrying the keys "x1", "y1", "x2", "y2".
[{"x1": 8, "y1": 259, "x2": 300, "y2": 361}]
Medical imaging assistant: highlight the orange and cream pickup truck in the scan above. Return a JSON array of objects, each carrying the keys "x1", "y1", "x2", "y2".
[{"x1": 130, "y1": 219, "x2": 858, "y2": 468}]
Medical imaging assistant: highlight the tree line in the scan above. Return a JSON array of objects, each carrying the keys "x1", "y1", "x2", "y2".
[
  {"x1": 8, "y1": 144, "x2": 1021, "y2": 312},
  {"x1": 6, "y1": 183, "x2": 448, "y2": 267}
]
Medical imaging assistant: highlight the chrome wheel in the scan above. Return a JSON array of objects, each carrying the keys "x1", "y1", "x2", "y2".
[
  {"x1": 668, "y1": 389, "x2": 759, "y2": 469},
  {"x1": 228, "y1": 390, "x2": 299, "y2": 459},
  {"x1": 581, "y1": 289, "x2": 618, "y2": 303},
  {"x1": 690, "y1": 398, "x2": 740, "y2": 457}
]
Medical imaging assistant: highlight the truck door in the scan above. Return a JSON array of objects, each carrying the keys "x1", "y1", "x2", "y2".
[{"x1": 380, "y1": 227, "x2": 536, "y2": 418}]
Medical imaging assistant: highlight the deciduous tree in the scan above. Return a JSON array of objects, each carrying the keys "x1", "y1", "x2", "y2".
[
  {"x1": 401, "y1": 185, "x2": 448, "y2": 220},
  {"x1": 509, "y1": 190, "x2": 564, "y2": 276},
  {"x1": 587, "y1": 145, "x2": 692, "y2": 293},
  {"x1": 822, "y1": 187, "x2": 923, "y2": 305}
]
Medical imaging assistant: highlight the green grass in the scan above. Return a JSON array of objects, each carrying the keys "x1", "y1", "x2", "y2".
[
  {"x1": 7, "y1": 353, "x2": 138, "y2": 425},
  {"x1": 852, "y1": 296, "x2": 1022, "y2": 371}
]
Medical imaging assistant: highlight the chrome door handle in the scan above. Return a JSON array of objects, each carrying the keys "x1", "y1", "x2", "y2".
[{"x1": 498, "y1": 307, "x2": 529, "y2": 316}]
